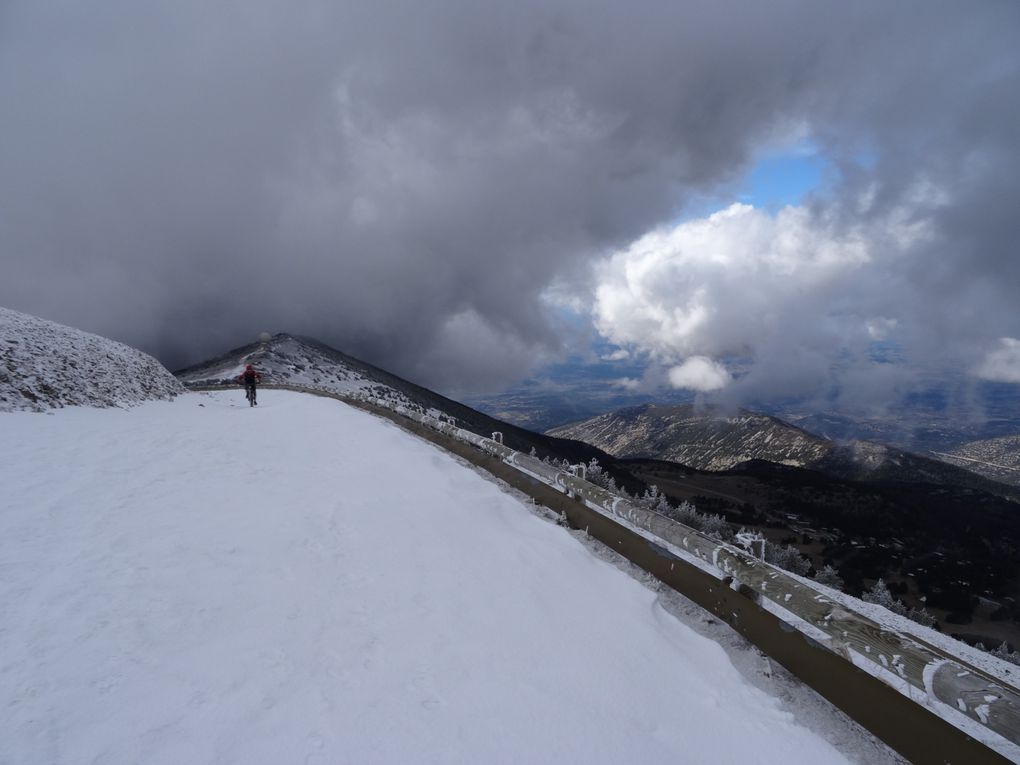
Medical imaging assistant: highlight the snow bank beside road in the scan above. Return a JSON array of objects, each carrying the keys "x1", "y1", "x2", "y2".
[
  {"x1": 0, "y1": 306, "x2": 182, "y2": 412},
  {"x1": 2, "y1": 390, "x2": 864, "y2": 764}
]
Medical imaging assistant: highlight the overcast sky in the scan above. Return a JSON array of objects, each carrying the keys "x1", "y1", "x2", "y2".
[{"x1": 2, "y1": 0, "x2": 1018, "y2": 410}]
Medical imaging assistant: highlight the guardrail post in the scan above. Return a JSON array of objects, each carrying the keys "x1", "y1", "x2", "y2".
[{"x1": 735, "y1": 530, "x2": 766, "y2": 560}]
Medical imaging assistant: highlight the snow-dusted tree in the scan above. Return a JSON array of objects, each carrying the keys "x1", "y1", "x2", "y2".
[
  {"x1": 862, "y1": 579, "x2": 940, "y2": 628},
  {"x1": 862, "y1": 579, "x2": 906, "y2": 614},
  {"x1": 700, "y1": 513, "x2": 733, "y2": 542},
  {"x1": 639, "y1": 485, "x2": 674, "y2": 517},
  {"x1": 639, "y1": 484, "x2": 657, "y2": 507},
  {"x1": 905, "y1": 606, "x2": 938, "y2": 629},
  {"x1": 664, "y1": 500, "x2": 702, "y2": 528},
  {"x1": 814, "y1": 564, "x2": 844, "y2": 590},
  {"x1": 585, "y1": 458, "x2": 619, "y2": 493},
  {"x1": 542, "y1": 455, "x2": 572, "y2": 472},
  {"x1": 652, "y1": 494, "x2": 672, "y2": 516},
  {"x1": 764, "y1": 543, "x2": 811, "y2": 576}
]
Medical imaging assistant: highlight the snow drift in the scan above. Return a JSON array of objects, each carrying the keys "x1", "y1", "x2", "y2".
[{"x1": 0, "y1": 306, "x2": 182, "y2": 412}]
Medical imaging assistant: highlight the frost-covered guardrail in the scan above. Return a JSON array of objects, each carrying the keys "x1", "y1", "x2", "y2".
[{"x1": 190, "y1": 381, "x2": 1020, "y2": 762}]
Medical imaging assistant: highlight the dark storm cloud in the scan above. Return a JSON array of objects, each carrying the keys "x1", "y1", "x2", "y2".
[{"x1": 1, "y1": 0, "x2": 1018, "y2": 398}]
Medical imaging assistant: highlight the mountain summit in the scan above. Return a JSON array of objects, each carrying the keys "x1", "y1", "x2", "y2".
[{"x1": 175, "y1": 333, "x2": 433, "y2": 412}]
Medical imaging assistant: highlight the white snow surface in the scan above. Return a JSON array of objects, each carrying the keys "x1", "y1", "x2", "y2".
[
  {"x1": 0, "y1": 306, "x2": 182, "y2": 412},
  {"x1": 0, "y1": 390, "x2": 870, "y2": 764}
]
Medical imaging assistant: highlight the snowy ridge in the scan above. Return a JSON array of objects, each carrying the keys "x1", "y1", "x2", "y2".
[
  {"x1": 0, "y1": 307, "x2": 182, "y2": 413},
  {"x1": 176, "y1": 334, "x2": 441, "y2": 417}
]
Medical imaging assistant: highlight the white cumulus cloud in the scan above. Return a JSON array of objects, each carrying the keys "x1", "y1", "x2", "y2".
[
  {"x1": 600, "y1": 349, "x2": 630, "y2": 361},
  {"x1": 668, "y1": 357, "x2": 731, "y2": 391},
  {"x1": 976, "y1": 338, "x2": 1020, "y2": 383},
  {"x1": 592, "y1": 203, "x2": 879, "y2": 361},
  {"x1": 588, "y1": 199, "x2": 964, "y2": 407}
]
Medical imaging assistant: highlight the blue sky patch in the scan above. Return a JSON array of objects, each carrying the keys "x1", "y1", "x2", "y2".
[{"x1": 741, "y1": 147, "x2": 828, "y2": 210}]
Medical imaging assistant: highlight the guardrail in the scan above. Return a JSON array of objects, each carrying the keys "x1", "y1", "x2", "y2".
[{"x1": 190, "y1": 381, "x2": 1020, "y2": 763}]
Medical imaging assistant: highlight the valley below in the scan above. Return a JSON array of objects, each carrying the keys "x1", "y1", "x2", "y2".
[{"x1": 618, "y1": 457, "x2": 1020, "y2": 651}]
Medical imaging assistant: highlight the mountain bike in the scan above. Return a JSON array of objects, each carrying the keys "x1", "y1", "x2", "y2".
[{"x1": 245, "y1": 384, "x2": 257, "y2": 407}]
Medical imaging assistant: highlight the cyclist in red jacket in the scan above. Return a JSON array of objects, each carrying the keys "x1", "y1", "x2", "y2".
[{"x1": 236, "y1": 364, "x2": 262, "y2": 406}]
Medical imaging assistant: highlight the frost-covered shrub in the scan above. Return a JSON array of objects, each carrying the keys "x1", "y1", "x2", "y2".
[
  {"x1": 551, "y1": 457, "x2": 739, "y2": 541},
  {"x1": 542, "y1": 455, "x2": 573, "y2": 472},
  {"x1": 764, "y1": 543, "x2": 812, "y2": 576},
  {"x1": 665, "y1": 501, "x2": 702, "y2": 528},
  {"x1": 699, "y1": 513, "x2": 733, "y2": 541},
  {"x1": 905, "y1": 606, "x2": 938, "y2": 629},
  {"x1": 991, "y1": 642, "x2": 1020, "y2": 667},
  {"x1": 585, "y1": 458, "x2": 619, "y2": 493},
  {"x1": 863, "y1": 579, "x2": 906, "y2": 615},
  {"x1": 638, "y1": 485, "x2": 675, "y2": 517},
  {"x1": 814, "y1": 564, "x2": 844, "y2": 590},
  {"x1": 861, "y1": 579, "x2": 938, "y2": 628},
  {"x1": 540, "y1": 456, "x2": 626, "y2": 495}
]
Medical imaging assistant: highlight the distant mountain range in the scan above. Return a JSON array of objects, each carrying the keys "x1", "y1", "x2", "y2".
[
  {"x1": 549, "y1": 403, "x2": 828, "y2": 470},
  {"x1": 465, "y1": 372, "x2": 1020, "y2": 454},
  {"x1": 548, "y1": 403, "x2": 1020, "y2": 500}
]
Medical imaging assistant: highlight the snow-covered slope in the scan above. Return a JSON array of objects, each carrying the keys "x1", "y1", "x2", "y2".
[
  {"x1": 0, "y1": 391, "x2": 895, "y2": 764},
  {"x1": 0, "y1": 306, "x2": 182, "y2": 412}
]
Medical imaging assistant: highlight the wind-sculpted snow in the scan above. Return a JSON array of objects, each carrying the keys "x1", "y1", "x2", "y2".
[{"x1": 0, "y1": 307, "x2": 182, "y2": 413}]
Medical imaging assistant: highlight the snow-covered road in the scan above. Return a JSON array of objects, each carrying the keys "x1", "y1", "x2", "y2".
[{"x1": 2, "y1": 390, "x2": 858, "y2": 764}]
